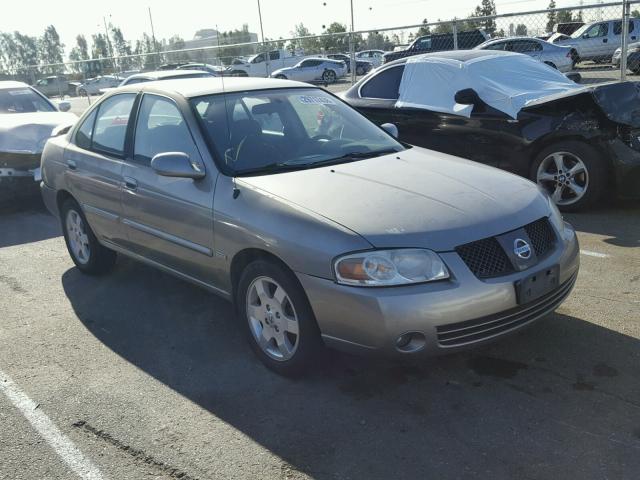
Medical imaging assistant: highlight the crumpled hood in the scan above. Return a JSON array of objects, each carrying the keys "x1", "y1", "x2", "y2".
[
  {"x1": 239, "y1": 147, "x2": 550, "y2": 251},
  {"x1": 0, "y1": 111, "x2": 77, "y2": 153},
  {"x1": 523, "y1": 81, "x2": 640, "y2": 128}
]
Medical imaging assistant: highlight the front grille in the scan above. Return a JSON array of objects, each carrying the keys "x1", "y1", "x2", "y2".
[
  {"x1": 436, "y1": 273, "x2": 577, "y2": 348},
  {"x1": 524, "y1": 217, "x2": 556, "y2": 258},
  {"x1": 455, "y1": 237, "x2": 514, "y2": 279}
]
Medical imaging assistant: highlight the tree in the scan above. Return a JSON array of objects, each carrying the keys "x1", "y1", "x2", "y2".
[
  {"x1": 0, "y1": 32, "x2": 19, "y2": 74},
  {"x1": 557, "y1": 10, "x2": 574, "y2": 24},
  {"x1": 39, "y1": 25, "x2": 64, "y2": 73},
  {"x1": 69, "y1": 35, "x2": 90, "y2": 73},
  {"x1": 110, "y1": 26, "x2": 133, "y2": 70},
  {"x1": 164, "y1": 35, "x2": 191, "y2": 64},
  {"x1": 472, "y1": 0, "x2": 497, "y2": 35},
  {"x1": 289, "y1": 23, "x2": 321, "y2": 54},
  {"x1": 365, "y1": 31, "x2": 393, "y2": 50},
  {"x1": 91, "y1": 33, "x2": 112, "y2": 72},
  {"x1": 319, "y1": 22, "x2": 349, "y2": 53},
  {"x1": 515, "y1": 24, "x2": 528, "y2": 36},
  {"x1": 416, "y1": 19, "x2": 431, "y2": 37},
  {"x1": 546, "y1": 0, "x2": 557, "y2": 33}
]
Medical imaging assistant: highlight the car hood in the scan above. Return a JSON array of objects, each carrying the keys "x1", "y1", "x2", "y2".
[
  {"x1": 238, "y1": 147, "x2": 549, "y2": 251},
  {"x1": 0, "y1": 111, "x2": 77, "y2": 154},
  {"x1": 523, "y1": 80, "x2": 640, "y2": 128}
]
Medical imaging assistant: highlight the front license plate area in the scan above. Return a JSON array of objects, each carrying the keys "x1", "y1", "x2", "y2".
[{"x1": 515, "y1": 265, "x2": 560, "y2": 305}]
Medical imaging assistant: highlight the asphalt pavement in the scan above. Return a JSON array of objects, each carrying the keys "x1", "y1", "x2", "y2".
[{"x1": 0, "y1": 194, "x2": 639, "y2": 479}]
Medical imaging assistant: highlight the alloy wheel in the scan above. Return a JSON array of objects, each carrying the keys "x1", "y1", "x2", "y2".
[
  {"x1": 246, "y1": 276, "x2": 300, "y2": 361},
  {"x1": 536, "y1": 151, "x2": 589, "y2": 206},
  {"x1": 66, "y1": 209, "x2": 91, "y2": 264}
]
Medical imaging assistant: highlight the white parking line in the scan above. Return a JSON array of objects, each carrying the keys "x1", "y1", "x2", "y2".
[
  {"x1": 580, "y1": 250, "x2": 611, "y2": 258},
  {"x1": 0, "y1": 370, "x2": 104, "y2": 480}
]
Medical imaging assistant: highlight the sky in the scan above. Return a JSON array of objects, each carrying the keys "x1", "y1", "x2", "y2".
[{"x1": 1, "y1": 0, "x2": 591, "y2": 55}]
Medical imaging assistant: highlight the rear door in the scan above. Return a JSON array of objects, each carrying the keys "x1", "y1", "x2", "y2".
[
  {"x1": 120, "y1": 93, "x2": 217, "y2": 283},
  {"x1": 64, "y1": 93, "x2": 136, "y2": 244}
]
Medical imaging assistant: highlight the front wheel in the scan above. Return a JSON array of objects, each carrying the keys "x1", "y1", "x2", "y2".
[
  {"x1": 322, "y1": 69, "x2": 337, "y2": 83},
  {"x1": 531, "y1": 141, "x2": 608, "y2": 212},
  {"x1": 275, "y1": 74, "x2": 287, "y2": 79},
  {"x1": 237, "y1": 260, "x2": 322, "y2": 376},
  {"x1": 61, "y1": 199, "x2": 117, "y2": 274}
]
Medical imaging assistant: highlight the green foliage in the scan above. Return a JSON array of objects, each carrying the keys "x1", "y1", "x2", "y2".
[
  {"x1": 39, "y1": 26, "x2": 64, "y2": 73},
  {"x1": 547, "y1": 0, "x2": 557, "y2": 33},
  {"x1": 515, "y1": 24, "x2": 528, "y2": 36}
]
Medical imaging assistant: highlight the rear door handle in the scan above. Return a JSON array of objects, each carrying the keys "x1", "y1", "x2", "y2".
[
  {"x1": 603, "y1": 38, "x2": 608, "y2": 43},
  {"x1": 67, "y1": 159, "x2": 77, "y2": 170},
  {"x1": 123, "y1": 176, "x2": 138, "y2": 190}
]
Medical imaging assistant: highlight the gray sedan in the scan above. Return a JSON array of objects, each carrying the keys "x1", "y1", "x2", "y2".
[
  {"x1": 475, "y1": 37, "x2": 575, "y2": 72},
  {"x1": 40, "y1": 78, "x2": 579, "y2": 375}
]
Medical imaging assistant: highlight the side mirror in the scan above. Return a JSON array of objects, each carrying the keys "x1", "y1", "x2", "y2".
[
  {"x1": 151, "y1": 152, "x2": 205, "y2": 179},
  {"x1": 380, "y1": 123, "x2": 399, "y2": 138},
  {"x1": 454, "y1": 88, "x2": 481, "y2": 106},
  {"x1": 58, "y1": 101, "x2": 71, "y2": 112}
]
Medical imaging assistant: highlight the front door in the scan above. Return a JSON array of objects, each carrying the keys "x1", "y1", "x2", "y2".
[{"x1": 121, "y1": 93, "x2": 217, "y2": 283}]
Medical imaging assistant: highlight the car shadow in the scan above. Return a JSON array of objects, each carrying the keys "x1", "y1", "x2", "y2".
[
  {"x1": 62, "y1": 259, "x2": 640, "y2": 479},
  {"x1": 0, "y1": 196, "x2": 61, "y2": 248},
  {"x1": 564, "y1": 198, "x2": 640, "y2": 248}
]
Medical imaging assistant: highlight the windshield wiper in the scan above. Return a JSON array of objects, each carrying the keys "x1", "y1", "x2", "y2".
[
  {"x1": 234, "y1": 162, "x2": 306, "y2": 176},
  {"x1": 307, "y1": 148, "x2": 401, "y2": 167}
]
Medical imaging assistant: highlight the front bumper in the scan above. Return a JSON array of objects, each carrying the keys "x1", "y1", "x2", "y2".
[
  {"x1": 297, "y1": 223, "x2": 580, "y2": 356},
  {"x1": 0, "y1": 152, "x2": 42, "y2": 203}
]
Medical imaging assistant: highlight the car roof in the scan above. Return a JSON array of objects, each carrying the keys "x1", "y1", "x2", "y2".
[
  {"x1": 127, "y1": 69, "x2": 210, "y2": 80},
  {"x1": 0, "y1": 80, "x2": 29, "y2": 90},
  {"x1": 114, "y1": 76, "x2": 312, "y2": 98},
  {"x1": 384, "y1": 49, "x2": 521, "y2": 67}
]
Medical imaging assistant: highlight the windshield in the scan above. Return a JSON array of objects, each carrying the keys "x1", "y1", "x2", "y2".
[
  {"x1": 191, "y1": 87, "x2": 404, "y2": 175},
  {"x1": 0, "y1": 88, "x2": 55, "y2": 114},
  {"x1": 571, "y1": 24, "x2": 589, "y2": 38}
]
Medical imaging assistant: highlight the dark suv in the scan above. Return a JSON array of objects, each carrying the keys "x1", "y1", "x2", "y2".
[{"x1": 383, "y1": 29, "x2": 489, "y2": 63}]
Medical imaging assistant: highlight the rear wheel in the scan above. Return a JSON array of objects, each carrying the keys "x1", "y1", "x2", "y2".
[
  {"x1": 531, "y1": 141, "x2": 608, "y2": 212},
  {"x1": 275, "y1": 74, "x2": 287, "y2": 79},
  {"x1": 61, "y1": 199, "x2": 117, "y2": 274},
  {"x1": 237, "y1": 259, "x2": 322, "y2": 376},
  {"x1": 356, "y1": 65, "x2": 365, "y2": 76},
  {"x1": 230, "y1": 70, "x2": 248, "y2": 77},
  {"x1": 322, "y1": 69, "x2": 337, "y2": 83}
]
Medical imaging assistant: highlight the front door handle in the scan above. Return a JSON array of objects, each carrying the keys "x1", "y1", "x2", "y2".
[
  {"x1": 67, "y1": 159, "x2": 77, "y2": 170},
  {"x1": 123, "y1": 176, "x2": 138, "y2": 190},
  {"x1": 603, "y1": 38, "x2": 608, "y2": 43}
]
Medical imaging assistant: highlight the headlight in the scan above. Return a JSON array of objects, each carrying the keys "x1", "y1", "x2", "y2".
[{"x1": 334, "y1": 248, "x2": 449, "y2": 286}]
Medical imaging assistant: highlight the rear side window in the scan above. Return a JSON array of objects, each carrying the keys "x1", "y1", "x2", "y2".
[
  {"x1": 360, "y1": 65, "x2": 405, "y2": 100},
  {"x1": 613, "y1": 21, "x2": 635, "y2": 35},
  {"x1": 76, "y1": 109, "x2": 97, "y2": 150},
  {"x1": 509, "y1": 40, "x2": 542, "y2": 52},
  {"x1": 414, "y1": 37, "x2": 432, "y2": 51},
  {"x1": 91, "y1": 94, "x2": 136, "y2": 156},
  {"x1": 484, "y1": 41, "x2": 506, "y2": 51}
]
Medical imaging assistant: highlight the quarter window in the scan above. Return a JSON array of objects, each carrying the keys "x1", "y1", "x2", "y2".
[
  {"x1": 75, "y1": 109, "x2": 97, "y2": 150},
  {"x1": 91, "y1": 94, "x2": 135, "y2": 156},
  {"x1": 360, "y1": 65, "x2": 405, "y2": 100},
  {"x1": 134, "y1": 95, "x2": 200, "y2": 165}
]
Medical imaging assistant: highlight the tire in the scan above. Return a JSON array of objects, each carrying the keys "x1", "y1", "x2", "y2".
[
  {"x1": 236, "y1": 259, "x2": 322, "y2": 376},
  {"x1": 275, "y1": 74, "x2": 287, "y2": 79},
  {"x1": 530, "y1": 140, "x2": 608, "y2": 212},
  {"x1": 78, "y1": 88, "x2": 87, "y2": 97},
  {"x1": 230, "y1": 70, "x2": 248, "y2": 77},
  {"x1": 61, "y1": 198, "x2": 117, "y2": 274},
  {"x1": 570, "y1": 50, "x2": 579, "y2": 69},
  {"x1": 544, "y1": 61, "x2": 557, "y2": 70},
  {"x1": 356, "y1": 65, "x2": 365, "y2": 76},
  {"x1": 322, "y1": 69, "x2": 337, "y2": 83}
]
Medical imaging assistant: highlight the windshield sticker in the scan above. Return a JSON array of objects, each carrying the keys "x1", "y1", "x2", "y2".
[{"x1": 298, "y1": 95, "x2": 335, "y2": 105}]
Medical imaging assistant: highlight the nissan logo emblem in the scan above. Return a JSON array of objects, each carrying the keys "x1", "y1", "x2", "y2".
[{"x1": 513, "y1": 238, "x2": 532, "y2": 259}]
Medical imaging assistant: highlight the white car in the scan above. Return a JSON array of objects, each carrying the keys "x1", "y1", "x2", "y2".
[
  {"x1": 270, "y1": 58, "x2": 347, "y2": 83},
  {"x1": 76, "y1": 75, "x2": 122, "y2": 96},
  {"x1": 475, "y1": 37, "x2": 575, "y2": 72},
  {"x1": 99, "y1": 70, "x2": 215, "y2": 94},
  {"x1": 0, "y1": 81, "x2": 76, "y2": 202},
  {"x1": 356, "y1": 49, "x2": 385, "y2": 68}
]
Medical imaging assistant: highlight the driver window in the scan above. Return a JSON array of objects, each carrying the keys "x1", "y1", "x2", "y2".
[
  {"x1": 133, "y1": 95, "x2": 200, "y2": 165},
  {"x1": 585, "y1": 23, "x2": 608, "y2": 38}
]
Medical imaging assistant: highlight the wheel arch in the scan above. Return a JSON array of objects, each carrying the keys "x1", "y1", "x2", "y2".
[
  {"x1": 229, "y1": 248, "x2": 303, "y2": 304},
  {"x1": 528, "y1": 133, "x2": 612, "y2": 173}
]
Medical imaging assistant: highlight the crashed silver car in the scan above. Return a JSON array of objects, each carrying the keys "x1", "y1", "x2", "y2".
[
  {"x1": 40, "y1": 78, "x2": 579, "y2": 375},
  {"x1": 0, "y1": 81, "x2": 76, "y2": 203}
]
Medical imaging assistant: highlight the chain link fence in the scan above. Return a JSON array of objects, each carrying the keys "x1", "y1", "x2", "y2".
[{"x1": 3, "y1": 1, "x2": 640, "y2": 99}]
